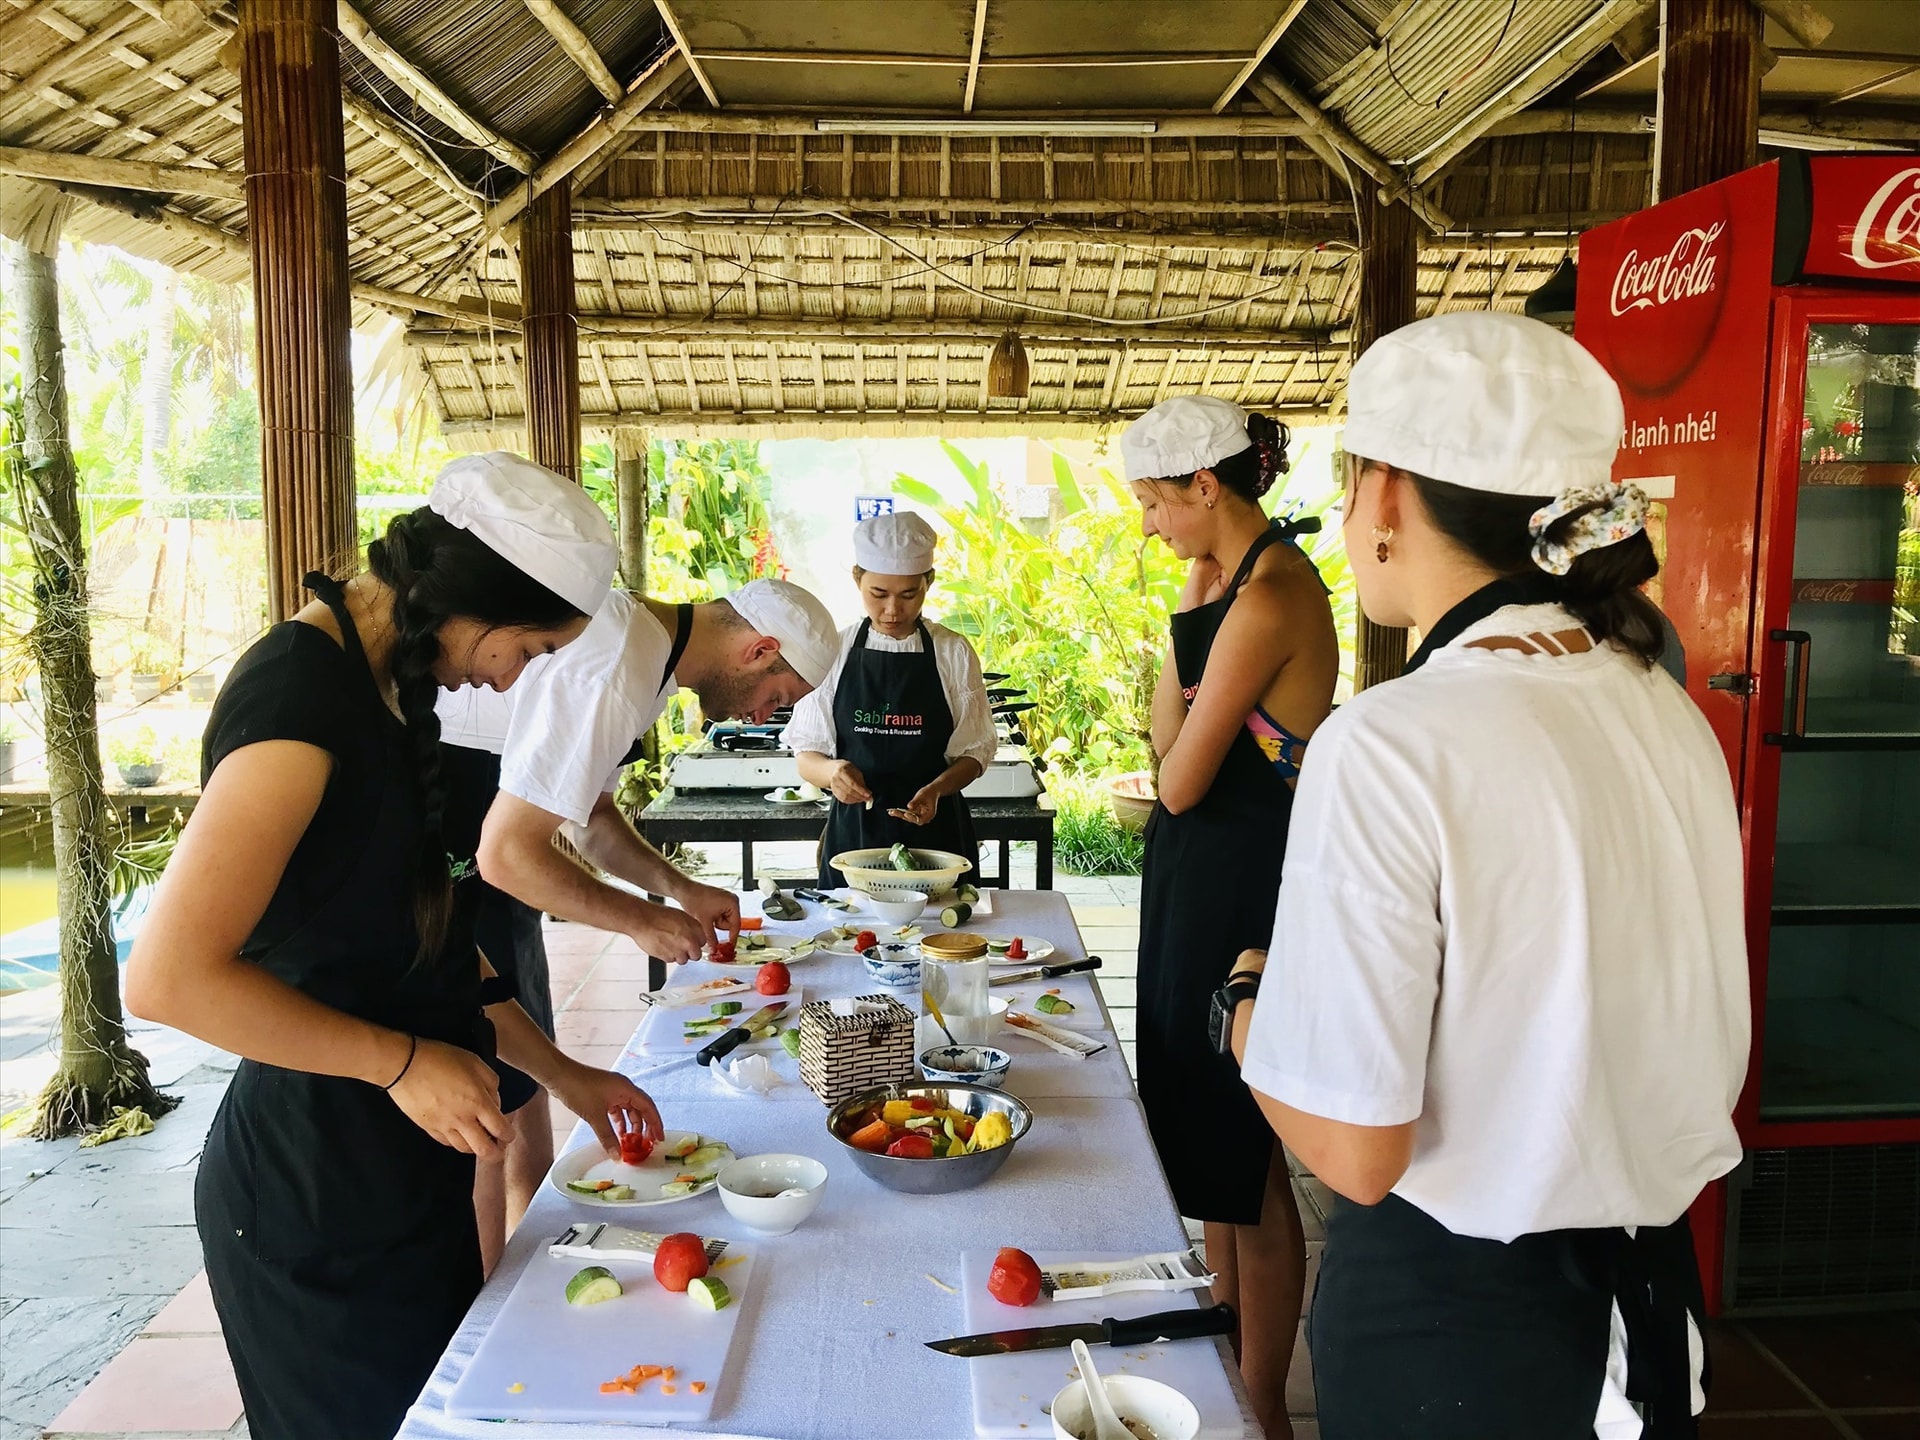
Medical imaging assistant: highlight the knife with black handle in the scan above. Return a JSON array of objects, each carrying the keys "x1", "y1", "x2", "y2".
[
  {"x1": 989, "y1": 955, "x2": 1103, "y2": 986},
  {"x1": 925, "y1": 1302, "x2": 1237, "y2": 1357}
]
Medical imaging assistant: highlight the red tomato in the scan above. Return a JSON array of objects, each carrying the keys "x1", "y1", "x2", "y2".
[
  {"x1": 653, "y1": 1233, "x2": 709, "y2": 1293},
  {"x1": 711, "y1": 937, "x2": 737, "y2": 964},
  {"x1": 1005, "y1": 937, "x2": 1026, "y2": 961},
  {"x1": 755, "y1": 961, "x2": 791, "y2": 996},
  {"x1": 884, "y1": 1133, "x2": 935, "y2": 1159},
  {"x1": 853, "y1": 930, "x2": 878, "y2": 952},
  {"x1": 617, "y1": 1126, "x2": 653, "y2": 1166},
  {"x1": 987, "y1": 1247, "x2": 1043, "y2": 1307},
  {"x1": 909, "y1": 1096, "x2": 936, "y2": 1112}
]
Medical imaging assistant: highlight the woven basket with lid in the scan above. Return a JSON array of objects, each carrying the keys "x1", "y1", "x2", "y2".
[{"x1": 797, "y1": 993, "x2": 918, "y2": 1107}]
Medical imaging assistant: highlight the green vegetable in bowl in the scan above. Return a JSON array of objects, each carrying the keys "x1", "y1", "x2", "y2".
[{"x1": 888, "y1": 842, "x2": 922, "y2": 872}]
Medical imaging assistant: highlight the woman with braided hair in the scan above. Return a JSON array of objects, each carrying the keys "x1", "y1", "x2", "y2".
[
  {"x1": 1124, "y1": 397, "x2": 1338, "y2": 1437},
  {"x1": 128, "y1": 454, "x2": 662, "y2": 1440}
]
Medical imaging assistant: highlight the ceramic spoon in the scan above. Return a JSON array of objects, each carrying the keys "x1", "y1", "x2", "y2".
[{"x1": 1070, "y1": 1338, "x2": 1129, "y2": 1440}]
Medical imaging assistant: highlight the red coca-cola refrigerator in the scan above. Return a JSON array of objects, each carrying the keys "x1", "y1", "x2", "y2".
[{"x1": 1577, "y1": 156, "x2": 1920, "y2": 1314}]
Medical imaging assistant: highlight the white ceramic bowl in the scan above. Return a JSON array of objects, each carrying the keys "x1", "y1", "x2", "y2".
[
  {"x1": 860, "y1": 890, "x2": 928, "y2": 926},
  {"x1": 862, "y1": 942, "x2": 923, "y2": 989},
  {"x1": 1049, "y1": 1374, "x2": 1200, "y2": 1440},
  {"x1": 714, "y1": 1153, "x2": 828, "y2": 1235},
  {"x1": 919, "y1": 1044, "x2": 1013, "y2": 1088}
]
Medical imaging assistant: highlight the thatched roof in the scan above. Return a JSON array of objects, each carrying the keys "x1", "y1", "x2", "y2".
[{"x1": 3, "y1": 0, "x2": 1916, "y2": 438}]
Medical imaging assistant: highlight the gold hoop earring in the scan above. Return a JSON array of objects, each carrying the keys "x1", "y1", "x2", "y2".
[{"x1": 1372, "y1": 525, "x2": 1393, "y2": 564}]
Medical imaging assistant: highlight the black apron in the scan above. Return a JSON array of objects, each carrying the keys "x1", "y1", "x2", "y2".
[
  {"x1": 1309, "y1": 578, "x2": 1710, "y2": 1440},
  {"x1": 196, "y1": 574, "x2": 491, "y2": 1440},
  {"x1": 816, "y1": 618, "x2": 978, "y2": 887},
  {"x1": 1137, "y1": 522, "x2": 1306, "y2": 1225}
]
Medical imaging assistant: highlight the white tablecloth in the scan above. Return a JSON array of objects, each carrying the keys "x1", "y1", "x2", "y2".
[{"x1": 399, "y1": 891, "x2": 1255, "y2": 1440}]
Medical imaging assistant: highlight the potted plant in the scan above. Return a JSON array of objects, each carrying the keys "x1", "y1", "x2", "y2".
[
  {"x1": 108, "y1": 725, "x2": 166, "y2": 789},
  {"x1": 129, "y1": 632, "x2": 175, "y2": 702},
  {"x1": 186, "y1": 668, "x2": 217, "y2": 703},
  {"x1": 1102, "y1": 770, "x2": 1158, "y2": 833}
]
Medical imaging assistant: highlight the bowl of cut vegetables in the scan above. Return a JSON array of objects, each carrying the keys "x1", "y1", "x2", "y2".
[
  {"x1": 830, "y1": 844, "x2": 973, "y2": 902},
  {"x1": 826, "y1": 1082, "x2": 1032, "y2": 1195}
]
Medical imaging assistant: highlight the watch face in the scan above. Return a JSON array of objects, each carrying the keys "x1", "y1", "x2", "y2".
[{"x1": 1207, "y1": 988, "x2": 1230, "y2": 1055}]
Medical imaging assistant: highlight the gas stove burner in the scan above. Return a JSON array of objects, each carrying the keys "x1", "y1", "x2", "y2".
[{"x1": 714, "y1": 730, "x2": 783, "y2": 752}]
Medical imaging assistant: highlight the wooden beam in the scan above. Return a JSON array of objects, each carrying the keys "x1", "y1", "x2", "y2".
[
  {"x1": 1655, "y1": 0, "x2": 1761, "y2": 200},
  {"x1": 1756, "y1": 1, "x2": 1833, "y2": 49},
  {"x1": 442, "y1": 405, "x2": 1338, "y2": 437},
  {"x1": 653, "y1": 0, "x2": 719, "y2": 107},
  {"x1": 524, "y1": 0, "x2": 622, "y2": 103},
  {"x1": 1409, "y1": 0, "x2": 1650, "y2": 186},
  {"x1": 0, "y1": 6, "x2": 143, "y2": 115},
  {"x1": 335, "y1": 0, "x2": 535, "y2": 172},
  {"x1": 1821, "y1": 62, "x2": 1920, "y2": 108},
  {"x1": 963, "y1": 0, "x2": 988, "y2": 114},
  {"x1": 0, "y1": 143, "x2": 240, "y2": 198},
  {"x1": 581, "y1": 191, "x2": 1350, "y2": 220},
  {"x1": 339, "y1": 89, "x2": 482, "y2": 210},
  {"x1": 480, "y1": 51, "x2": 688, "y2": 236},
  {"x1": 407, "y1": 315, "x2": 1338, "y2": 351},
  {"x1": 1248, "y1": 69, "x2": 1452, "y2": 232},
  {"x1": 572, "y1": 110, "x2": 1308, "y2": 136},
  {"x1": 686, "y1": 48, "x2": 1246, "y2": 68},
  {"x1": 1212, "y1": 0, "x2": 1308, "y2": 113}
]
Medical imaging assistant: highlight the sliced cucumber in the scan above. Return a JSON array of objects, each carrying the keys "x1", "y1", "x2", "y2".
[
  {"x1": 565, "y1": 1265, "x2": 624, "y2": 1305},
  {"x1": 941, "y1": 903, "x2": 971, "y2": 927},
  {"x1": 780, "y1": 1028, "x2": 802, "y2": 1058},
  {"x1": 684, "y1": 1144, "x2": 729, "y2": 1169},
  {"x1": 687, "y1": 1276, "x2": 732, "y2": 1312},
  {"x1": 662, "y1": 1135, "x2": 700, "y2": 1161},
  {"x1": 753, "y1": 1024, "x2": 778, "y2": 1041},
  {"x1": 601, "y1": 1184, "x2": 637, "y2": 1202},
  {"x1": 1034, "y1": 993, "x2": 1075, "y2": 1015},
  {"x1": 659, "y1": 1180, "x2": 698, "y2": 1197},
  {"x1": 566, "y1": 1178, "x2": 609, "y2": 1195},
  {"x1": 888, "y1": 842, "x2": 920, "y2": 872},
  {"x1": 956, "y1": 883, "x2": 980, "y2": 905},
  {"x1": 711, "y1": 1000, "x2": 743, "y2": 1016}
]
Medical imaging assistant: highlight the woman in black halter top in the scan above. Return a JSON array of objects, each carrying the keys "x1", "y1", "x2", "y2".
[{"x1": 1124, "y1": 398, "x2": 1339, "y2": 1440}]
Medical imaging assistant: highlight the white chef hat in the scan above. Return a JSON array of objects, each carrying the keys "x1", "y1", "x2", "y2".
[
  {"x1": 726, "y1": 578, "x2": 840, "y2": 688},
  {"x1": 852, "y1": 511, "x2": 938, "y2": 575},
  {"x1": 428, "y1": 452, "x2": 617, "y2": 616},
  {"x1": 1341, "y1": 311, "x2": 1624, "y2": 497},
  {"x1": 1121, "y1": 396, "x2": 1253, "y2": 482}
]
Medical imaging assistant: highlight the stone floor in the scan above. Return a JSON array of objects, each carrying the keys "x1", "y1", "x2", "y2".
[{"x1": 6, "y1": 844, "x2": 1917, "y2": 1438}]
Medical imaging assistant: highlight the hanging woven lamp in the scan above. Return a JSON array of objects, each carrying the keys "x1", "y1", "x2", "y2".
[{"x1": 987, "y1": 330, "x2": 1030, "y2": 398}]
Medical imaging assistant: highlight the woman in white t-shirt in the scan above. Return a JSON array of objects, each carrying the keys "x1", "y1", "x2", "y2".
[{"x1": 1222, "y1": 312, "x2": 1751, "y2": 1439}]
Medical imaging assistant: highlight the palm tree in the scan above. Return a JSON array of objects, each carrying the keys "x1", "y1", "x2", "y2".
[{"x1": 3, "y1": 231, "x2": 177, "y2": 1137}]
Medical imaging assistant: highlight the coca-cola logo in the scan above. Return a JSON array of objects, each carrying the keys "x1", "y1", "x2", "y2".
[
  {"x1": 1848, "y1": 166, "x2": 1920, "y2": 272},
  {"x1": 1610, "y1": 223, "x2": 1727, "y2": 315},
  {"x1": 1596, "y1": 186, "x2": 1733, "y2": 397}
]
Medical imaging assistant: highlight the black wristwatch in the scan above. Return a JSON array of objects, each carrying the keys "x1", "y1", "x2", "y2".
[{"x1": 1208, "y1": 971, "x2": 1261, "y2": 1057}]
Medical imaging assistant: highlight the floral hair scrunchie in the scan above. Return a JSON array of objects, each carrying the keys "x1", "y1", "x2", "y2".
[{"x1": 1529, "y1": 482, "x2": 1650, "y2": 576}]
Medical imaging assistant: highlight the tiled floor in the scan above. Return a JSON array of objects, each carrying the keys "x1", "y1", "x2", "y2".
[{"x1": 28, "y1": 854, "x2": 1920, "y2": 1438}]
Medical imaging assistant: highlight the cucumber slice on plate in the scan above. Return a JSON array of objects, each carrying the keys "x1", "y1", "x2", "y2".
[
  {"x1": 659, "y1": 1180, "x2": 698, "y2": 1197},
  {"x1": 662, "y1": 1135, "x2": 700, "y2": 1161},
  {"x1": 684, "y1": 1144, "x2": 729, "y2": 1169},
  {"x1": 565, "y1": 1265, "x2": 624, "y2": 1305},
  {"x1": 687, "y1": 1276, "x2": 732, "y2": 1312}
]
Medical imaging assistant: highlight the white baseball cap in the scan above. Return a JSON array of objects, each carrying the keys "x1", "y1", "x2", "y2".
[
  {"x1": 1341, "y1": 311, "x2": 1624, "y2": 497},
  {"x1": 852, "y1": 511, "x2": 938, "y2": 575},
  {"x1": 726, "y1": 578, "x2": 840, "y2": 688},
  {"x1": 427, "y1": 452, "x2": 616, "y2": 615},
  {"x1": 1121, "y1": 396, "x2": 1253, "y2": 482}
]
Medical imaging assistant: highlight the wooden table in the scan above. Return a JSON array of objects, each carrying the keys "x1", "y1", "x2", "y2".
[{"x1": 636, "y1": 790, "x2": 1057, "y2": 891}]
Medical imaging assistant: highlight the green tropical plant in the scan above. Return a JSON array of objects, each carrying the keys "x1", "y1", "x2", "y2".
[{"x1": 1046, "y1": 770, "x2": 1147, "y2": 876}]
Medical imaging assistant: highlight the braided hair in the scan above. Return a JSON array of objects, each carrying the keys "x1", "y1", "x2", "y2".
[{"x1": 365, "y1": 508, "x2": 586, "y2": 965}]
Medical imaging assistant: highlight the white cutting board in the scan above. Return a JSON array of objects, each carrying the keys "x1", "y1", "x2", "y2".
[
  {"x1": 958, "y1": 1251, "x2": 1249, "y2": 1439},
  {"x1": 631, "y1": 988, "x2": 804, "y2": 1057},
  {"x1": 447, "y1": 1245, "x2": 757, "y2": 1424}
]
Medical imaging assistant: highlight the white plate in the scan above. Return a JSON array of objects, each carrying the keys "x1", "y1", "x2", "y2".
[
  {"x1": 764, "y1": 788, "x2": 824, "y2": 805},
  {"x1": 985, "y1": 939, "x2": 1055, "y2": 965},
  {"x1": 708, "y1": 940, "x2": 819, "y2": 966},
  {"x1": 813, "y1": 925, "x2": 878, "y2": 954},
  {"x1": 548, "y1": 1130, "x2": 735, "y2": 1207}
]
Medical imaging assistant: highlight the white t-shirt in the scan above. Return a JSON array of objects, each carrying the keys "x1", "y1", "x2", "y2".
[
  {"x1": 1241, "y1": 603, "x2": 1750, "y2": 1243},
  {"x1": 434, "y1": 590, "x2": 678, "y2": 826},
  {"x1": 780, "y1": 620, "x2": 999, "y2": 772}
]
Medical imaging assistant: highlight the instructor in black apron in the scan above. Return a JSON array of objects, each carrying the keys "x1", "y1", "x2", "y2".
[
  {"x1": 786, "y1": 512, "x2": 997, "y2": 886},
  {"x1": 127, "y1": 454, "x2": 667, "y2": 1440},
  {"x1": 1224, "y1": 313, "x2": 1751, "y2": 1439}
]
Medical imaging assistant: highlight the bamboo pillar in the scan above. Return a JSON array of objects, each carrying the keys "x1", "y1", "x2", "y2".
[
  {"x1": 240, "y1": 0, "x2": 354, "y2": 620},
  {"x1": 613, "y1": 426, "x2": 649, "y2": 590},
  {"x1": 521, "y1": 182, "x2": 580, "y2": 481},
  {"x1": 1351, "y1": 175, "x2": 1419, "y2": 691},
  {"x1": 1653, "y1": 0, "x2": 1762, "y2": 201}
]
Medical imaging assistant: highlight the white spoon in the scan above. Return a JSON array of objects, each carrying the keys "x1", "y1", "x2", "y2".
[{"x1": 1070, "y1": 1337, "x2": 1129, "y2": 1440}]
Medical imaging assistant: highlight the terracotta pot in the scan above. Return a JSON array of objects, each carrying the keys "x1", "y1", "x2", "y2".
[{"x1": 1103, "y1": 770, "x2": 1157, "y2": 832}]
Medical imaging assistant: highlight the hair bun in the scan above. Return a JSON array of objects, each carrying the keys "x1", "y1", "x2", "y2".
[{"x1": 1245, "y1": 414, "x2": 1291, "y2": 497}]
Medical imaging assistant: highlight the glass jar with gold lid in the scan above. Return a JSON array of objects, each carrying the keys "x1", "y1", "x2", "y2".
[{"x1": 919, "y1": 932, "x2": 992, "y2": 1043}]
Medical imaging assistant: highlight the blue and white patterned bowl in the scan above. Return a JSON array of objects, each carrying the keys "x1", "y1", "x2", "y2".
[
  {"x1": 918, "y1": 1044, "x2": 1013, "y2": 1088},
  {"x1": 862, "y1": 943, "x2": 922, "y2": 989}
]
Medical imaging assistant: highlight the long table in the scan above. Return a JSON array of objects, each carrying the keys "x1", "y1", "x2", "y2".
[
  {"x1": 636, "y1": 791, "x2": 1058, "y2": 891},
  {"x1": 400, "y1": 891, "x2": 1257, "y2": 1440}
]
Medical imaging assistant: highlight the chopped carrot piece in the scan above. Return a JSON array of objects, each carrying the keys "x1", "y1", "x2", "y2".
[
  {"x1": 739, "y1": 917, "x2": 763, "y2": 931},
  {"x1": 660, "y1": 1384, "x2": 677, "y2": 1395},
  {"x1": 662, "y1": 1367, "x2": 677, "y2": 1381},
  {"x1": 600, "y1": 1381, "x2": 625, "y2": 1394},
  {"x1": 690, "y1": 1380, "x2": 708, "y2": 1395}
]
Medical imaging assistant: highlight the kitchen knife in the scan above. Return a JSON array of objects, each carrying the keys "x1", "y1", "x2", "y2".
[
  {"x1": 990, "y1": 955, "x2": 1104, "y2": 986},
  {"x1": 695, "y1": 1001, "x2": 789, "y2": 1066},
  {"x1": 926, "y1": 1302, "x2": 1236, "y2": 1357}
]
